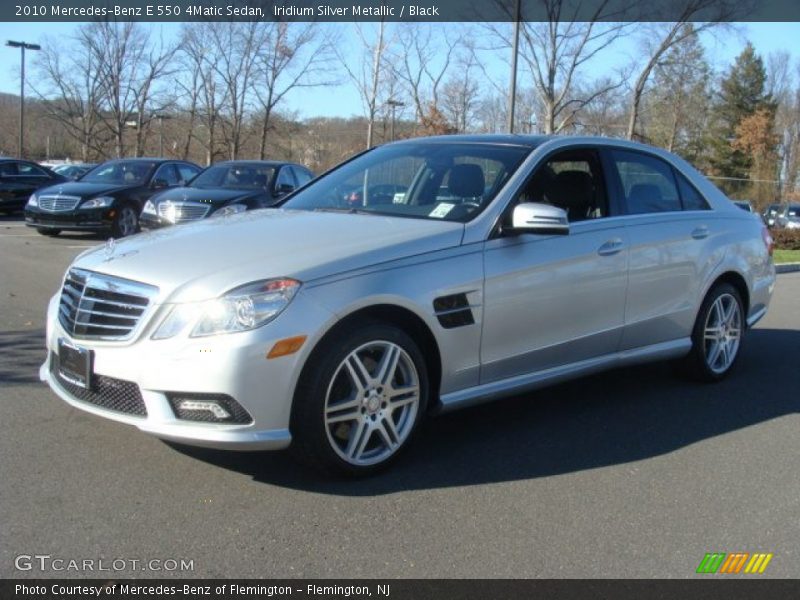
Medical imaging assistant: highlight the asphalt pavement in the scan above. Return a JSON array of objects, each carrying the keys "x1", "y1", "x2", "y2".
[{"x1": 1, "y1": 216, "x2": 798, "y2": 579}]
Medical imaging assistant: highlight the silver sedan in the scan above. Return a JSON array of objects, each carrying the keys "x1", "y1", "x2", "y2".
[{"x1": 40, "y1": 135, "x2": 775, "y2": 475}]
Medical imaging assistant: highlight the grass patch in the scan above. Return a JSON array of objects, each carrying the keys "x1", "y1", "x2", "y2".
[{"x1": 774, "y1": 249, "x2": 800, "y2": 264}]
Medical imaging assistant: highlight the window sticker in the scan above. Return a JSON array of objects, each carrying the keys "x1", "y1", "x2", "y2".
[{"x1": 429, "y1": 203, "x2": 455, "y2": 218}]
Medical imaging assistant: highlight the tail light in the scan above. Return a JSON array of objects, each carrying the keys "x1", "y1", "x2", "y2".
[{"x1": 761, "y1": 225, "x2": 774, "y2": 256}]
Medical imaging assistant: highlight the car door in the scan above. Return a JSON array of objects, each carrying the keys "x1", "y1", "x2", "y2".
[
  {"x1": 605, "y1": 148, "x2": 716, "y2": 350},
  {"x1": 1, "y1": 161, "x2": 51, "y2": 208},
  {"x1": 480, "y1": 147, "x2": 629, "y2": 383}
]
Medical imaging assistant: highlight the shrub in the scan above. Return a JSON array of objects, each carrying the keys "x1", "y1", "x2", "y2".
[{"x1": 771, "y1": 228, "x2": 800, "y2": 250}]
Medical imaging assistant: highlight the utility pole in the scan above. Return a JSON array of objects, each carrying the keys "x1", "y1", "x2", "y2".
[
  {"x1": 156, "y1": 114, "x2": 173, "y2": 156},
  {"x1": 507, "y1": 0, "x2": 521, "y2": 134},
  {"x1": 387, "y1": 99, "x2": 405, "y2": 141},
  {"x1": 6, "y1": 40, "x2": 41, "y2": 158}
]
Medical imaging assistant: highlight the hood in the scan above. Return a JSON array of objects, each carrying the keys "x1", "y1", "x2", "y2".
[
  {"x1": 150, "y1": 186, "x2": 257, "y2": 207},
  {"x1": 73, "y1": 209, "x2": 464, "y2": 302},
  {"x1": 38, "y1": 181, "x2": 136, "y2": 198}
]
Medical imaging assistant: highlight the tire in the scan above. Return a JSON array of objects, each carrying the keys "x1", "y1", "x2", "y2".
[
  {"x1": 36, "y1": 228, "x2": 61, "y2": 236},
  {"x1": 111, "y1": 204, "x2": 139, "y2": 238},
  {"x1": 290, "y1": 321, "x2": 429, "y2": 477},
  {"x1": 682, "y1": 283, "x2": 744, "y2": 382}
]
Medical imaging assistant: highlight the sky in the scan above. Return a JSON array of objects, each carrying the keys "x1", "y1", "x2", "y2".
[{"x1": 0, "y1": 21, "x2": 798, "y2": 119}]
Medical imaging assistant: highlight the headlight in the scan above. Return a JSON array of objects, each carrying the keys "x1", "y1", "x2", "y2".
[
  {"x1": 152, "y1": 278, "x2": 301, "y2": 340},
  {"x1": 26, "y1": 194, "x2": 38, "y2": 208},
  {"x1": 142, "y1": 200, "x2": 157, "y2": 216},
  {"x1": 79, "y1": 196, "x2": 114, "y2": 209},
  {"x1": 213, "y1": 204, "x2": 247, "y2": 218}
]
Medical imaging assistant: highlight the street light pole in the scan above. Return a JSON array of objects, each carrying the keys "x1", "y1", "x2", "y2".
[
  {"x1": 6, "y1": 40, "x2": 41, "y2": 158},
  {"x1": 386, "y1": 99, "x2": 405, "y2": 142},
  {"x1": 507, "y1": 0, "x2": 521, "y2": 134}
]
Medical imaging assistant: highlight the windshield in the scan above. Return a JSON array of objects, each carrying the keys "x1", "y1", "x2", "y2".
[
  {"x1": 191, "y1": 164, "x2": 275, "y2": 190},
  {"x1": 282, "y1": 142, "x2": 532, "y2": 222},
  {"x1": 82, "y1": 161, "x2": 156, "y2": 186}
]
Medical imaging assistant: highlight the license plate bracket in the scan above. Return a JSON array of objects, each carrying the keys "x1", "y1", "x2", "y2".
[{"x1": 57, "y1": 338, "x2": 92, "y2": 389}]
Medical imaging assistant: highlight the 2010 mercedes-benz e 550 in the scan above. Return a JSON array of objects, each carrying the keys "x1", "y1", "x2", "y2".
[{"x1": 41, "y1": 135, "x2": 776, "y2": 475}]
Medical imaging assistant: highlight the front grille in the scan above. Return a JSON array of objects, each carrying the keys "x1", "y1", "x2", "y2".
[
  {"x1": 158, "y1": 201, "x2": 211, "y2": 223},
  {"x1": 58, "y1": 269, "x2": 158, "y2": 341},
  {"x1": 51, "y1": 353, "x2": 147, "y2": 416},
  {"x1": 167, "y1": 393, "x2": 252, "y2": 424},
  {"x1": 38, "y1": 195, "x2": 81, "y2": 211}
]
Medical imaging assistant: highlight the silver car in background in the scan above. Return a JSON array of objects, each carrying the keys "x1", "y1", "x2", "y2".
[{"x1": 40, "y1": 135, "x2": 775, "y2": 475}]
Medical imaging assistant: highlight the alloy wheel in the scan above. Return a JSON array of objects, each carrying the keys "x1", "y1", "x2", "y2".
[
  {"x1": 324, "y1": 340, "x2": 420, "y2": 467},
  {"x1": 703, "y1": 293, "x2": 742, "y2": 375}
]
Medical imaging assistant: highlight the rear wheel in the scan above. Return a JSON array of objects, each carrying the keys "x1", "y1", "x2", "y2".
[
  {"x1": 111, "y1": 204, "x2": 139, "y2": 238},
  {"x1": 683, "y1": 283, "x2": 744, "y2": 382},
  {"x1": 36, "y1": 228, "x2": 61, "y2": 236},
  {"x1": 291, "y1": 322, "x2": 428, "y2": 476}
]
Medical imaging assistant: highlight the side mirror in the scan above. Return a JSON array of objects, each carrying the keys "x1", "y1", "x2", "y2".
[
  {"x1": 509, "y1": 203, "x2": 569, "y2": 236},
  {"x1": 151, "y1": 178, "x2": 169, "y2": 189},
  {"x1": 275, "y1": 183, "x2": 295, "y2": 196}
]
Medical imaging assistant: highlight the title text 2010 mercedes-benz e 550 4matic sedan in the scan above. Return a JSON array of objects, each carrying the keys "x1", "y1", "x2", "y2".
[{"x1": 40, "y1": 135, "x2": 775, "y2": 476}]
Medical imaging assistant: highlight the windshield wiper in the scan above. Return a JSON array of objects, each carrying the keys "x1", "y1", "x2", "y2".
[{"x1": 312, "y1": 207, "x2": 374, "y2": 215}]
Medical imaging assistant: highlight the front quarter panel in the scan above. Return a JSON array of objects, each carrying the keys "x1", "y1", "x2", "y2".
[{"x1": 303, "y1": 243, "x2": 485, "y2": 396}]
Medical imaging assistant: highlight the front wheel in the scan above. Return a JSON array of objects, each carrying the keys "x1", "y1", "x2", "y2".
[
  {"x1": 111, "y1": 204, "x2": 139, "y2": 238},
  {"x1": 683, "y1": 283, "x2": 744, "y2": 382},
  {"x1": 291, "y1": 322, "x2": 429, "y2": 476}
]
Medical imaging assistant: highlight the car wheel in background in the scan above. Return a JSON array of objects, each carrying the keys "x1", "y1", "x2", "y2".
[
  {"x1": 682, "y1": 283, "x2": 744, "y2": 382},
  {"x1": 112, "y1": 204, "x2": 139, "y2": 238},
  {"x1": 291, "y1": 321, "x2": 429, "y2": 477}
]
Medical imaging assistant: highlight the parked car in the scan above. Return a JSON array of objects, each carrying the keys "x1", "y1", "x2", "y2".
[
  {"x1": 40, "y1": 135, "x2": 775, "y2": 476},
  {"x1": 52, "y1": 163, "x2": 97, "y2": 180},
  {"x1": 776, "y1": 203, "x2": 800, "y2": 229},
  {"x1": 0, "y1": 158, "x2": 66, "y2": 214},
  {"x1": 732, "y1": 199, "x2": 754, "y2": 213},
  {"x1": 762, "y1": 202, "x2": 786, "y2": 228},
  {"x1": 24, "y1": 158, "x2": 201, "y2": 237},
  {"x1": 140, "y1": 160, "x2": 313, "y2": 229}
]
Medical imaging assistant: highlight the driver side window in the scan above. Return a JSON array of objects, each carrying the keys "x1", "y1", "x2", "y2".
[{"x1": 516, "y1": 149, "x2": 608, "y2": 222}]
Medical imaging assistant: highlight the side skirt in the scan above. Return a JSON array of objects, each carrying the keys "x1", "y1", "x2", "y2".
[{"x1": 436, "y1": 338, "x2": 692, "y2": 413}]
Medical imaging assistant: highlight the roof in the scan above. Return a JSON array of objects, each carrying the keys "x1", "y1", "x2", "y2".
[
  {"x1": 212, "y1": 160, "x2": 299, "y2": 167},
  {"x1": 391, "y1": 134, "x2": 552, "y2": 148}
]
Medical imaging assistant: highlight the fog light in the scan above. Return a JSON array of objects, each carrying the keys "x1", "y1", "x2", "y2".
[{"x1": 177, "y1": 400, "x2": 230, "y2": 419}]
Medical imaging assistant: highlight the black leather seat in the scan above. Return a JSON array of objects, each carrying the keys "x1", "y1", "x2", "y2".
[
  {"x1": 448, "y1": 164, "x2": 485, "y2": 201},
  {"x1": 545, "y1": 170, "x2": 595, "y2": 222}
]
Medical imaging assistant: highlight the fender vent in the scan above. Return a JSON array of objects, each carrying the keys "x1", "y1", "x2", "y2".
[{"x1": 433, "y1": 293, "x2": 475, "y2": 329}]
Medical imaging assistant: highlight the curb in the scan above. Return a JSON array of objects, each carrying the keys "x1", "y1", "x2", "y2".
[{"x1": 776, "y1": 262, "x2": 800, "y2": 274}]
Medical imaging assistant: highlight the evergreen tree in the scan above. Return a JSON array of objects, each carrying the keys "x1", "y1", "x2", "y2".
[{"x1": 708, "y1": 42, "x2": 774, "y2": 181}]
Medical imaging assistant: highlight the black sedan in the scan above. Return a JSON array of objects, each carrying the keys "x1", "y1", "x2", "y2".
[
  {"x1": 139, "y1": 160, "x2": 313, "y2": 229},
  {"x1": 0, "y1": 158, "x2": 66, "y2": 214},
  {"x1": 24, "y1": 158, "x2": 201, "y2": 237}
]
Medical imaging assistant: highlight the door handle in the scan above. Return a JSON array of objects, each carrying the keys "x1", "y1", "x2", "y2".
[
  {"x1": 597, "y1": 238, "x2": 624, "y2": 256},
  {"x1": 691, "y1": 226, "x2": 709, "y2": 240}
]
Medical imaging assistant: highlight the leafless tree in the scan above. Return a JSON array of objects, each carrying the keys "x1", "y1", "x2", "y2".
[
  {"x1": 489, "y1": 0, "x2": 632, "y2": 135},
  {"x1": 209, "y1": 22, "x2": 262, "y2": 160},
  {"x1": 390, "y1": 24, "x2": 460, "y2": 131},
  {"x1": 625, "y1": 0, "x2": 739, "y2": 140},
  {"x1": 33, "y1": 36, "x2": 108, "y2": 161},
  {"x1": 338, "y1": 22, "x2": 390, "y2": 149},
  {"x1": 180, "y1": 23, "x2": 230, "y2": 165},
  {"x1": 254, "y1": 22, "x2": 338, "y2": 160},
  {"x1": 440, "y1": 42, "x2": 481, "y2": 133},
  {"x1": 81, "y1": 22, "x2": 176, "y2": 157}
]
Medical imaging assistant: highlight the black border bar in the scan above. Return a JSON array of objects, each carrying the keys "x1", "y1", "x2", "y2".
[
  {"x1": 3, "y1": 580, "x2": 800, "y2": 600},
  {"x1": 4, "y1": 0, "x2": 800, "y2": 22}
]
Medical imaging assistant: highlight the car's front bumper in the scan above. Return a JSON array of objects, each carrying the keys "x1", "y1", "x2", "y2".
[
  {"x1": 25, "y1": 206, "x2": 114, "y2": 231},
  {"x1": 41, "y1": 290, "x2": 336, "y2": 451}
]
